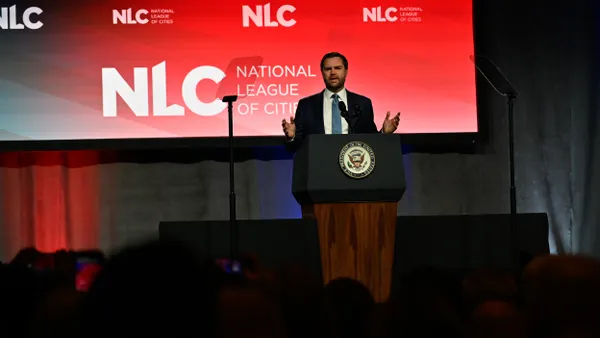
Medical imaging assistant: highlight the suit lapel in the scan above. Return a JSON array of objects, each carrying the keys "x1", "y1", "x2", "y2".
[
  {"x1": 346, "y1": 90, "x2": 354, "y2": 117},
  {"x1": 314, "y1": 90, "x2": 325, "y2": 134},
  {"x1": 346, "y1": 90, "x2": 359, "y2": 133}
]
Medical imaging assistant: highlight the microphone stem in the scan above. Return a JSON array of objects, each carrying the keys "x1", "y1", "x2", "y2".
[{"x1": 341, "y1": 112, "x2": 352, "y2": 133}]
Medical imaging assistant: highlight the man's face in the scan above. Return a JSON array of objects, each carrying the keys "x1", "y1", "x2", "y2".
[{"x1": 321, "y1": 57, "x2": 347, "y2": 92}]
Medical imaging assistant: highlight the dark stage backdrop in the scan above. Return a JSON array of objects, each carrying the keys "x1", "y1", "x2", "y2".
[{"x1": 0, "y1": 0, "x2": 599, "y2": 261}]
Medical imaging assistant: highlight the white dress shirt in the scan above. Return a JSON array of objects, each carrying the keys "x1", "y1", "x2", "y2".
[{"x1": 323, "y1": 88, "x2": 349, "y2": 134}]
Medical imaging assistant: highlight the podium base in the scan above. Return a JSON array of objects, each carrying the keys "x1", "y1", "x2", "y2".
[{"x1": 302, "y1": 202, "x2": 397, "y2": 302}]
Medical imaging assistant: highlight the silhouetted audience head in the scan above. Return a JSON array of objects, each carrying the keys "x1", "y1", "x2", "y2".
[
  {"x1": 218, "y1": 283, "x2": 287, "y2": 338},
  {"x1": 269, "y1": 265, "x2": 325, "y2": 338},
  {"x1": 324, "y1": 277, "x2": 375, "y2": 338},
  {"x1": 0, "y1": 263, "x2": 54, "y2": 338},
  {"x1": 522, "y1": 254, "x2": 600, "y2": 338},
  {"x1": 10, "y1": 247, "x2": 42, "y2": 267},
  {"x1": 389, "y1": 267, "x2": 462, "y2": 338},
  {"x1": 465, "y1": 300, "x2": 525, "y2": 338},
  {"x1": 462, "y1": 268, "x2": 518, "y2": 311},
  {"x1": 27, "y1": 289, "x2": 82, "y2": 338},
  {"x1": 78, "y1": 239, "x2": 225, "y2": 338}
]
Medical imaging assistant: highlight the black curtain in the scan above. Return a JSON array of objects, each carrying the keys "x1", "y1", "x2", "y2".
[{"x1": 472, "y1": 0, "x2": 599, "y2": 254}]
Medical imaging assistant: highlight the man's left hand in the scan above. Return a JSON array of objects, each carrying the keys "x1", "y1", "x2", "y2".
[{"x1": 382, "y1": 111, "x2": 400, "y2": 134}]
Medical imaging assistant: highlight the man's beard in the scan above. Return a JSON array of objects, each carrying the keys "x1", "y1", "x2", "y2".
[{"x1": 326, "y1": 78, "x2": 345, "y2": 91}]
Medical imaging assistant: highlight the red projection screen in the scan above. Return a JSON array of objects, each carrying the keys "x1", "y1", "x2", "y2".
[{"x1": 0, "y1": 0, "x2": 477, "y2": 147}]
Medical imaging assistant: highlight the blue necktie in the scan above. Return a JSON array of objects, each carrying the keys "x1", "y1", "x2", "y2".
[{"x1": 332, "y1": 94, "x2": 342, "y2": 134}]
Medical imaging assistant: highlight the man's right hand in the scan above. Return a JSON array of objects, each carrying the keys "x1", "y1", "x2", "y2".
[{"x1": 282, "y1": 116, "x2": 296, "y2": 139}]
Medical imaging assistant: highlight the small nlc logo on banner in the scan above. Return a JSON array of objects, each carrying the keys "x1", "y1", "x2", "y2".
[
  {"x1": 242, "y1": 4, "x2": 296, "y2": 27},
  {"x1": 0, "y1": 6, "x2": 43, "y2": 30},
  {"x1": 112, "y1": 8, "x2": 175, "y2": 25},
  {"x1": 339, "y1": 141, "x2": 376, "y2": 179}
]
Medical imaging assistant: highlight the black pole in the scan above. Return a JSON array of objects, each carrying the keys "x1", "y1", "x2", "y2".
[
  {"x1": 470, "y1": 54, "x2": 520, "y2": 272},
  {"x1": 223, "y1": 95, "x2": 238, "y2": 258},
  {"x1": 507, "y1": 94, "x2": 518, "y2": 270}
]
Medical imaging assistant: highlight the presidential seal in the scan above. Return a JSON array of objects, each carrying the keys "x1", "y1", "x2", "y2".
[{"x1": 339, "y1": 141, "x2": 375, "y2": 179}]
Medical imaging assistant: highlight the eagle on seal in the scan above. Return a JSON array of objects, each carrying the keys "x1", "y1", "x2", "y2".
[{"x1": 347, "y1": 152, "x2": 365, "y2": 168}]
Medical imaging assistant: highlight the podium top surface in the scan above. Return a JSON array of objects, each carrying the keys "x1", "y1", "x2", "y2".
[{"x1": 292, "y1": 134, "x2": 406, "y2": 204}]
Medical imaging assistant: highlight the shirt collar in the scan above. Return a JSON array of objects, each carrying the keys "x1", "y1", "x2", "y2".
[{"x1": 324, "y1": 87, "x2": 347, "y2": 100}]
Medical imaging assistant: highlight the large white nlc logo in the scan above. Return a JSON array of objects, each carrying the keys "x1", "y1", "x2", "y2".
[
  {"x1": 102, "y1": 62, "x2": 227, "y2": 117},
  {"x1": 0, "y1": 6, "x2": 43, "y2": 30}
]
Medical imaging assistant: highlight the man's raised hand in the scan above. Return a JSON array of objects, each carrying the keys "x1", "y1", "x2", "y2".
[
  {"x1": 282, "y1": 116, "x2": 296, "y2": 139},
  {"x1": 382, "y1": 111, "x2": 400, "y2": 134}
]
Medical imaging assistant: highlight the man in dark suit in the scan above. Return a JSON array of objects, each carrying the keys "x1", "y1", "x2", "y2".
[{"x1": 282, "y1": 52, "x2": 400, "y2": 152}]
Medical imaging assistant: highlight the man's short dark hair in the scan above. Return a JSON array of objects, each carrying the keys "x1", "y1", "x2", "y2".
[{"x1": 320, "y1": 52, "x2": 348, "y2": 70}]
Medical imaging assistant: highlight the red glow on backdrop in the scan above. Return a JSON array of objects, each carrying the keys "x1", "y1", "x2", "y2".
[{"x1": 0, "y1": 152, "x2": 100, "y2": 257}]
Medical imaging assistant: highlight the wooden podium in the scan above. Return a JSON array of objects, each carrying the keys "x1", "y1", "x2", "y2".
[{"x1": 291, "y1": 134, "x2": 406, "y2": 302}]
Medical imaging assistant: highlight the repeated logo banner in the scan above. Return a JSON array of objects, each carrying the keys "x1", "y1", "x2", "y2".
[{"x1": 0, "y1": 0, "x2": 476, "y2": 141}]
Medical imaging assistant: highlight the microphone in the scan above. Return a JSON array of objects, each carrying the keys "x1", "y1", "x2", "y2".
[
  {"x1": 338, "y1": 101, "x2": 354, "y2": 133},
  {"x1": 338, "y1": 101, "x2": 349, "y2": 119}
]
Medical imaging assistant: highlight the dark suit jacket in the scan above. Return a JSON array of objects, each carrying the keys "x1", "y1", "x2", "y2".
[{"x1": 285, "y1": 90, "x2": 379, "y2": 152}]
